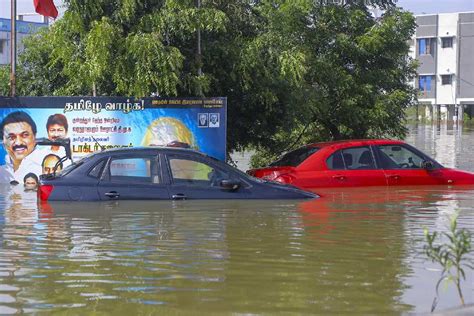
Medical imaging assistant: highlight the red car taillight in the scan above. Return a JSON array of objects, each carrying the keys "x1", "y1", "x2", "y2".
[
  {"x1": 261, "y1": 171, "x2": 284, "y2": 181},
  {"x1": 274, "y1": 174, "x2": 295, "y2": 184},
  {"x1": 38, "y1": 184, "x2": 54, "y2": 201}
]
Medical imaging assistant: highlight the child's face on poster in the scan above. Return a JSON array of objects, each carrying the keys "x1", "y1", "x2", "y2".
[{"x1": 24, "y1": 176, "x2": 38, "y2": 190}]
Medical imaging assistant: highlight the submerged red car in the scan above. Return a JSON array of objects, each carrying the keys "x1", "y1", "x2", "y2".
[{"x1": 247, "y1": 140, "x2": 474, "y2": 188}]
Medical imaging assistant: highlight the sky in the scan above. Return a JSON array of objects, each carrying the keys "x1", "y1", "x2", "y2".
[
  {"x1": 397, "y1": 0, "x2": 474, "y2": 14},
  {"x1": 0, "y1": 0, "x2": 67, "y2": 21},
  {"x1": 1, "y1": 0, "x2": 474, "y2": 20}
]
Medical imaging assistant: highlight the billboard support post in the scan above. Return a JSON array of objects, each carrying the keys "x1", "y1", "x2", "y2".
[
  {"x1": 196, "y1": 0, "x2": 202, "y2": 76},
  {"x1": 10, "y1": 0, "x2": 17, "y2": 97}
]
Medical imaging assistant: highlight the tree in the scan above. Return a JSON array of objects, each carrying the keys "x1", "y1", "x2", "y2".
[
  {"x1": 8, "y1": 0, "x2": 226, "y2": 97},
  {"x1": 235, "y1": 1, "x2": 417, "y2": 165},
  {"x1": 0, "y1": 0, "x2": 416, "y2": 160},
  {"x1": 0, "y1": 66, "x2": 9, "y2": 96}
]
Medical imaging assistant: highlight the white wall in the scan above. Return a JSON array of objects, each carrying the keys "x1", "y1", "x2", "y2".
[
  {"x1": 0, "y1": 34, "x2": 8, "y2": 65},
  {"x1": 436, "y1": 13, "x2": 459, "y2": 105}
]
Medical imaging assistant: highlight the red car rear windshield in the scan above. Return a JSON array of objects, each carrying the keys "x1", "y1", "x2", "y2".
[{"x1": 270, "y1": 146, "x2": 320, "y2": 167}]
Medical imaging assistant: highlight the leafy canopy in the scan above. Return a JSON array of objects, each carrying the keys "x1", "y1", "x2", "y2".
[
  {"x1": 1, "y1": 0, "x2": 416, "y2": 160},
  {"x1": 10, "y1": 0, "x2": 226, "y2": 97}
]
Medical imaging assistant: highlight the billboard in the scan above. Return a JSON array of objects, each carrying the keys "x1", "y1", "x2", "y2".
[{"x1": 0, "y1": 97, "x2": 226, "y2": 185}]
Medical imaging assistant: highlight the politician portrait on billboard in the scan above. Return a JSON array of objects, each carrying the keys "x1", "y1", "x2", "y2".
[
  {"x1": 0, "y1": 97, "x2": 227, "y2": 185},
  {"x1": 0, "y1": 111, "x2": 43, "y2": 184}
]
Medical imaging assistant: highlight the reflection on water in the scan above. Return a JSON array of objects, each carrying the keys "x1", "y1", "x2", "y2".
[
  {"x1": 0, "y1": 125, "x2": 473, "y2": 314},
  {"x1": 0, "y1": 186, "x2": 472, "y2": 314},
  {"x1": 406, "y1": 124, "x2": 474, "y2": 172}
]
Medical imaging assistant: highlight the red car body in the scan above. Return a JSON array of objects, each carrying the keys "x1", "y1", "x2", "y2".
[{"x1": 247, "y1": 139, "x2": 474, "y2": 189}]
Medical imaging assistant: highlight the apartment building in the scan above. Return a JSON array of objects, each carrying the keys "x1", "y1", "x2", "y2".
[
  {"x1": 0, "y1": 17, "x2": 47, "y2": 65},
  {"x1": 411, "y1": 12, "x2": 474, "y2": 122}
]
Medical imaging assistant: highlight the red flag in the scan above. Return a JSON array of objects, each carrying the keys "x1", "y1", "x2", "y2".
[{"x1": 34, "y1": 0, "x2": 58, "y2": 19}]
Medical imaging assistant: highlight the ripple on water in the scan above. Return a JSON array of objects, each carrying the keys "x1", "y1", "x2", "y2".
[
  {"x1": 0, "y1": 306, "x2": 17, "y2": 315},
  {"x1": 1, "y1": 128, "x2": 474, "y2": 314}
]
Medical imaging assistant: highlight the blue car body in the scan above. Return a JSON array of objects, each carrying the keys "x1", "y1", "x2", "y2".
[{"x1": 38, "y1": 147, "x2": 318, "y2": 201}]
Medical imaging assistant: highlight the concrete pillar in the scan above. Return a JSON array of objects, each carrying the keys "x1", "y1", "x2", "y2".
[
  {"x1": 425, "y1": 105, "x2": 432, "y2": 121},
  {"x1": 455, "y1": 104, "x2": 463, "y2": 124},
  {"x1": 447, "y1": 104, "x2": 455, "y2": 121},
  {"x1": 435, "y1": 104, "x2": 442, "y2": 123}
]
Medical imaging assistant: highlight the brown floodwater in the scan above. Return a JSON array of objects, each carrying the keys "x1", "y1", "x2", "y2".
[{"x1": 0, "y1": 124, "x2": 473, "y2": 314}]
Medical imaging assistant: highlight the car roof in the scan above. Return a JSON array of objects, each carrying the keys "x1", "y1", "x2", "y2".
[
  {"x1": 306, "y1": 139, "x2": 405, "y2": 148},
  {"x1": 92, "y1": 146, "x2": 211, "y2": 158}
]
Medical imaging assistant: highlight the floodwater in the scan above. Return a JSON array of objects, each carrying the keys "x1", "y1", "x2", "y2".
[{"x1": 0, "y1": 125, "x2": 473, "y2": 314}]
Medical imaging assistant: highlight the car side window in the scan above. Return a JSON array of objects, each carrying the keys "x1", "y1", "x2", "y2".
[
  {"x1": 327, "y1": 147, "x2": 375, "y2": 170},
  {"x1": 109, "y1": 157, "x2": 155, "y2": 183},
  {"x1": 169, "y1": 156, "x2": 229, "y2": 186},
  {"x1": 327, "y1": 151, "x2": 345, "y2": 170},
  {"x1": 377, "y1": 145, "x2": 425, "y2": 169},
  {"x1": 341, "y1": 146, "x2": 376, "y2": 170},
  {"x1": 88, "y1": 159, "x2": 106, "y2": 179}
]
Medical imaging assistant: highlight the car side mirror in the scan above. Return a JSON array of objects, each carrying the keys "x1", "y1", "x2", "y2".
[
  {"x1": 220, "y1": 179, "x2": 241, "y2": 191},
  {"x1": 421, "y1": 160, "x2": 434, "y2": 170}
]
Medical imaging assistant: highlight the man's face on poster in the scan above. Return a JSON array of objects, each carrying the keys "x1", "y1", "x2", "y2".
[
  {"x1": 43, "y1": 156, "x2": 61, "y2": 175},
  {"x1": 3, "y1": 122, "x2": 36, "y2": 163},
  {"x1": 200, "y1": 115, "x2": 207, "y2": 125},
  {"x1": 48, "y1": 124, "x2": 67, "y2": 140},
  {"x1": 210, "y1": 115, "x2": 218, "y2": 124}
]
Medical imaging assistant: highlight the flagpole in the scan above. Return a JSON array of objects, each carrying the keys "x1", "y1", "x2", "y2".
[{"x1": 10, "y1": 0, "x2": 17, "y2": 97}]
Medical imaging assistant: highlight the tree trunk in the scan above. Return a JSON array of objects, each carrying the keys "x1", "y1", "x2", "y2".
[{"x1": 327, "y1": 121, "x2": 341, "y2": 140}]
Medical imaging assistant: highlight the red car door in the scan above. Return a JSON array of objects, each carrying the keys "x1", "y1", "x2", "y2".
[
  {"x1": 382, "y1": 168, "x2": 446, "y2": 186},
  {"x1": 323, "y1": 146, "x2": 387, "y2": 187},
  {"x1": 374, "y1": 144, "x2": 445, "y2": 185}
]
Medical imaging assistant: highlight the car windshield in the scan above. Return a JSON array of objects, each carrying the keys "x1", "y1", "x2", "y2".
[
  {"x1": 208, "y1": 155, "x2": 272, "y2": 185},
  {"x1": 54, "y1": 152, "x2": 97, "y2": 177},
  {"x1": 270, "y1": 146, "x2": 320, "y2": 167}
]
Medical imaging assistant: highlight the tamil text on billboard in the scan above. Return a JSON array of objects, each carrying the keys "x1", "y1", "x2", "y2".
[{"x1": 0, "y1": 97, "x2": 226, "y2": 184}]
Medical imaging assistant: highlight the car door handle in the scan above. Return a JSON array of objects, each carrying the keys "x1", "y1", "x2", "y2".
[
  {"x1": 388, "y1": 175, "x2": 400, "y2": 180},
  {"x1": 332, "y1": 175, "x2": 346, "y2": 181},
  {"x1": 172, "y1": 194, "x2": 187, "y2": 200},
  {"x1": 105, "y1": 191, "x2": 120, "y2": 198}
]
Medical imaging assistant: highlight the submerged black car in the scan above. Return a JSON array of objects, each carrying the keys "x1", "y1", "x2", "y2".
[{"x1": 38, "y1": 147, "x2": 318, "y2": 201}]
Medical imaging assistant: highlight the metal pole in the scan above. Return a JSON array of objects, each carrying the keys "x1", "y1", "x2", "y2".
[
  {"x1": 10, "y1": 0, "x2": 17, "y2": 97},
  {"x1": 196, "y1": 0, "x2": 202, "y2": 76}
]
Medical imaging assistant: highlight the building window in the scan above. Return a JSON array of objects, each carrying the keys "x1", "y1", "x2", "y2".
[
  {"x1": 441, "y1": 37, "x2": 453, "y2": 48},
  {"x1": 441, "y1": 74, "x2": 453, "y2": 85},
  {"x1": 418, "y1": 38, "x2": 435, "y2": 55},
  {"x1": 0, "y1": 39, "x2": 5, "y2": 54},
  {"x1": 419, "y1": 75, "x2": 432, "y2": 93}
]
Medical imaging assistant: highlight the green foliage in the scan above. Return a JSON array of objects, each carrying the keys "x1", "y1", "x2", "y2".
[
  {"x1": 114, "y1": 32, "x2": 185, "y2": 96},
  {"x1": 8, "y1": 0, "x2": 226, "y2": 97},
  {"x1": 85, "y1": 18, "x2": 118, "y2": 88},
  {"x1": 424, "y1": 214, "x2": 473, "y2": 311},
  {"x1": 2, "y1": 0, "x2": 416, "y2": 158},
  {"x1": 0, "y1": 66, "x2": 9, "y2": 96},
  {"x1": 238, "y1": 1, "x2": 416, "y2": 165}
]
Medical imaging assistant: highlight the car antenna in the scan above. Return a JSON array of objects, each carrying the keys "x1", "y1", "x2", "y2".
[{"x1": 91, "y1": 136, "x2": 106, "y2": 151}]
